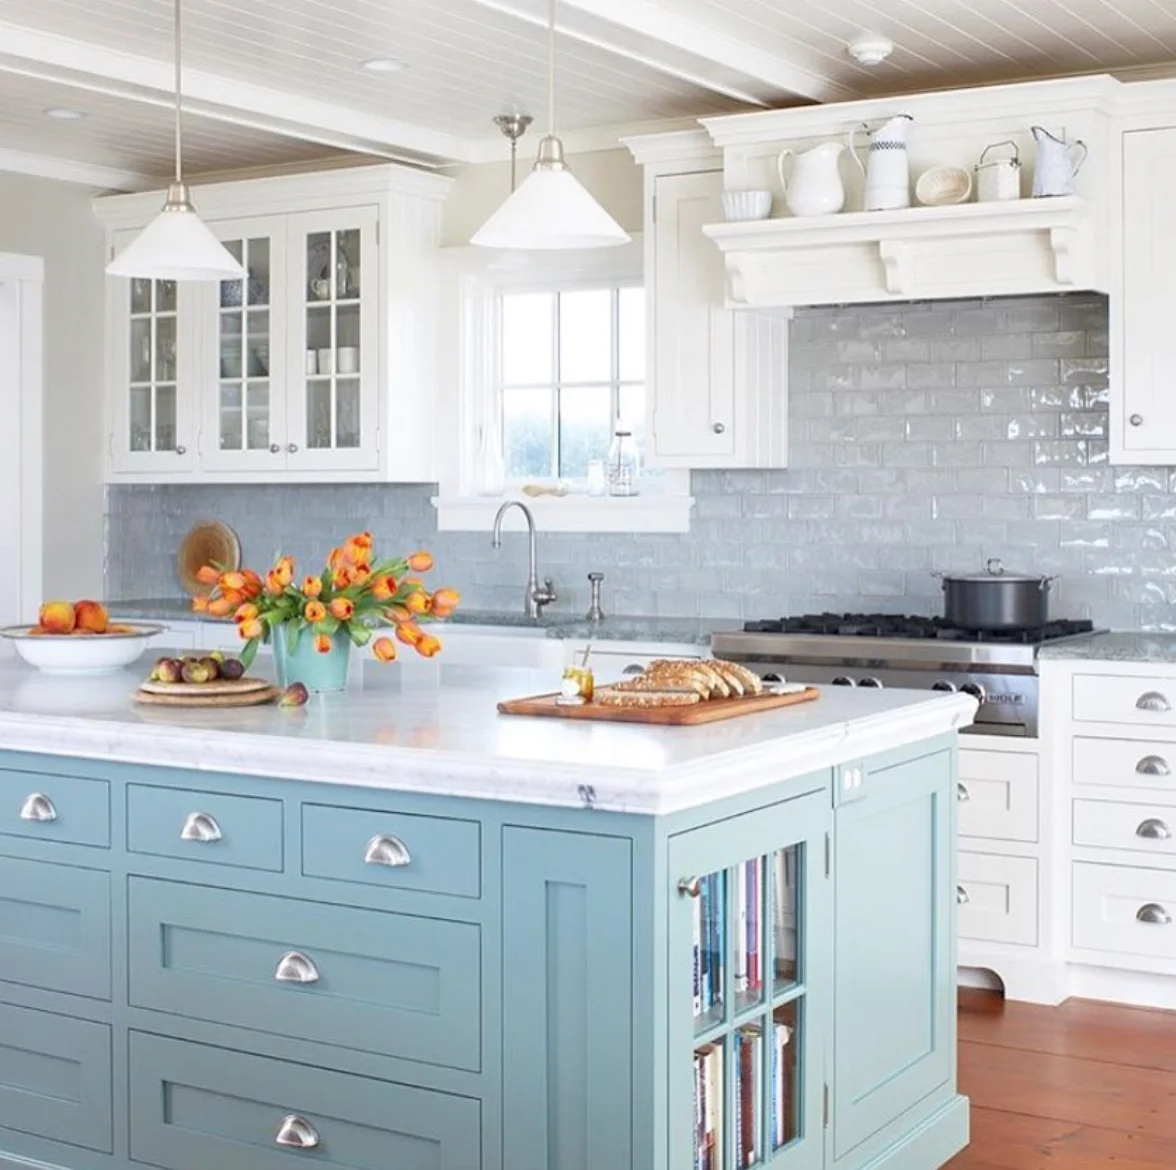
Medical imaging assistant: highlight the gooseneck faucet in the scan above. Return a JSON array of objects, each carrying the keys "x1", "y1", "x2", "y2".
[{"x1": 491, "y1": 501, "x2": 557, "y2": 618}]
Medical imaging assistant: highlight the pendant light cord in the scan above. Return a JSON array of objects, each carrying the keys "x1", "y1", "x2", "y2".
[
  {"x1": 173, "y1": 0, "x2": 183, "y2": 185},
  {"x1": 547, "y1": 0, "x2": 556, "y2": 136}
]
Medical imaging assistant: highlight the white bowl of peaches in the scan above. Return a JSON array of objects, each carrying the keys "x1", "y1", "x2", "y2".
[{"x1": 0, "y1": 600, "x2": 162, "y2": 675}]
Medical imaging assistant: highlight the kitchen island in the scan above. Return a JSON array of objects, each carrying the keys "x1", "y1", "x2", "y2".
[{"x1": 0, "y1": 657, "x2": 975, "y2": 1170}]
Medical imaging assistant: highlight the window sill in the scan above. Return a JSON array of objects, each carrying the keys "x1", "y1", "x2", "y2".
[{"x1": 431, "y1": 492, "x2": 696, "y2": 534}]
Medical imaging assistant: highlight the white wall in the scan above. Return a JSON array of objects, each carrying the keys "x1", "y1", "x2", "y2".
[
  {"x1": 0, "y1": 172, "x2": 105, "y2": 599},
  {"x1": 440, "y1": 147, "x2": 643, "y2": 246}
]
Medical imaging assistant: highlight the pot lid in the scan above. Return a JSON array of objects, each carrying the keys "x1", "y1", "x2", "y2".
[{"x1": 943, "y1": 557, "x2": 1049, "y2": 583}]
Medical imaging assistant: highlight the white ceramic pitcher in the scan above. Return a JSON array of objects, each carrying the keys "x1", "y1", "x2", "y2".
[
  {"x1": 776, "y1": 141, "x2": 847, "y2": 216},
  {"x1": 849, "y1": 114, "x2": 915, "y2": 211},
  {"x1": 1031, "y1": 126, "x2": 1087, "y2": 197}
]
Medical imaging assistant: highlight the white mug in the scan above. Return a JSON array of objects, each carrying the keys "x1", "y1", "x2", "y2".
[
  {"x1": 337, "y1": 346, "x2": 359, "y2": 375},
  {"x1": 316, "y1": 348, "x2": 334, "y2": 376},
  {"x1": 304, "y1": 350, "x2": 318, "y2": 375}
]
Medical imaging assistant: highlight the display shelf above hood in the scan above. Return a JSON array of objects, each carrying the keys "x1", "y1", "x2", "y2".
[{"x1": 702, "y1": 195, "x2": 1099, "y2": 308}]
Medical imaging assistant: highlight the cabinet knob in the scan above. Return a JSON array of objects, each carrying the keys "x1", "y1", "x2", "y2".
[
  {"x1": 270, "y1": 443, "x2": 281, "y2": 454},
  {"x1": 287, "y1": 442, "x2": 299, "y2": 453},
  {"x1": 956, "y1": 783, "x2": 970, "y2": 803},
  {"x1": 19, "y1": 793, "x2": 57, "y2": 823},
  {"x1": 274, "y1": 951, "x2": 320, "y2": 984},
  {"x1": 180, "y1": 811, "x2": 222, "y2": 843},
  {"x1": 275, "y1": 1114, "x2": 320, "y2": 1149},
  {"x1": 677, "y1": 876, "x2": 702, "y2": 898},
  {"x1": 1136, "y1": 755, "x2": 1171, "y2": 776},
  {"x1": 1136, "y1": 818, "x2": 1172, "y2": 841},
  {"x1": 956, "y1": 885, "x2": 970, "y2": 905},
  {"x1": 1136, "y1": 691, "x2": 1171, "y2": 713},
  {"x1": 175, "y1": 445, "x2": 187, "y2": 455},
  {"x1": 1130, "y1": 413, "x2": 1144, "y2": 427},
  {"x1": 712, "y1": 422, "x2": 726, "y2": 434},
  {"x1": 364, "y1": 834, "x2": 411, "y2": 868},
  {"x1": 1136, "y1": 902, "x2": 1172, "y2": 925}
]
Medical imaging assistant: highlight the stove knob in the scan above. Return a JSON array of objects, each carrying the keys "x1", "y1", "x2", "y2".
[
  {"x1": 931, "y1": 681, "x2": 956, "y2": 693},
  {"x1": 831, "y1": 676, "x2": 856, "y2": 687},
  {"x1": 961, "y1": 683, "x2": 986, "y2": 703},
  {"x1": 859, "y1": 677, "x2": 883, "y2": 688}
]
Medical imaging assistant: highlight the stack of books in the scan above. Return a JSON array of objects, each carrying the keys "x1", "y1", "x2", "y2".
[
  {"x1": 691, "y1": 871, "x2": 727, "y2": 1019},
  {"x1": 693, "y1": 1043, "x2": 722, "y2": 1170}
]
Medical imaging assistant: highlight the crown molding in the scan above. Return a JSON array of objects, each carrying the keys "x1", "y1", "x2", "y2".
[{"x1": 0, "y1": 147, "x2": 151, "y2": 192}]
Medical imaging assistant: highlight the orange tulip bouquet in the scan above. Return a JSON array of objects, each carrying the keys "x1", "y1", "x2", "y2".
[{"x1": 192, "y1": 531, "x2": 460, "y2": 671}]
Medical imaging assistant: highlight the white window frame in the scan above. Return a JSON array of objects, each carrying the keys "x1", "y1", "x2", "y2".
[{"x1": 432, "y1": 237, "x2": 694, "y2": 535}]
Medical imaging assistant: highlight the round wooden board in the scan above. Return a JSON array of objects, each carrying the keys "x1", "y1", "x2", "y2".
[
  {"x1": 133, "y1": 685, "x2": 281, "y2": 708},
  {"x1": 177, "y1": 521, "x2": 241, "y2": 596},
  {"x1": 138, "y1": 676, "x2": 271, "y2": 697}
]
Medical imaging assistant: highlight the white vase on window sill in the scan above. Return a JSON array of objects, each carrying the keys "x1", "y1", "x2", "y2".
[{"x1": 472, "y1": 417, "x2": 506, "y2": 497}]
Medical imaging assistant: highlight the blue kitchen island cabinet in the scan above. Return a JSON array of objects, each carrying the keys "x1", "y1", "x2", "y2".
[{"x1": 0, "y1": 663, "x2": 974, "y2": 1170}]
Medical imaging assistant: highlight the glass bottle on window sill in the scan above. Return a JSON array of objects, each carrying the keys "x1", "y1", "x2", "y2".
[
  {"x1": 473, "y1": 415, "x2": 506, "y2": 496},
  {"x1": 607, "y1": 430, "x2": 640, "y2": 497}
]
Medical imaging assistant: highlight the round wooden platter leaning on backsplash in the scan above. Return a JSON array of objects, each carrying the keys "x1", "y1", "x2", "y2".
[{"x1": 176, "y1": 521, "x2": 241, "y2": 596}]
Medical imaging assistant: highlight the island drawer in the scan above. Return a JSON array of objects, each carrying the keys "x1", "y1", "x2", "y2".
[
  {"x1": 0, "y1": 768, "x2": 109, "y2": 848},
  {"x1": 0, "y1": 856, "x2": 110, "y2": 1000},
  {"x1": 1073, "y1": 862, "x2": 1176, "y2": 960},
  {"x1": 957, "y1": 749, "x2": 1038, "y2": 843},
  {"x1": 0, "y1": 1002, "x2": 112, "y2": 1152},
  {"x1": 127, "y1": 784, "x2": 283, "y2": 872},
  {"x1": 956, "y1": 851, "x2": 1038, "y2": 946},
  {"x1": 129, "y1": 1032, "x2": 481, "y2": 1170},
  {"x1": 1072, "y1": 673, "x2": 1176, "y2": 728},
  {"x1": 1073, "y1": 798, "x2": 1176, "y2": 858},
  {"x1": 301, "y1": 803, "x2": 480, "y2": 898},
  {"x1": 128, "y1": 878, "x2": 480, "y2": 1071},
  {"x1": 1072, "y1": 737, "x2": 1176, "y2": 791}
]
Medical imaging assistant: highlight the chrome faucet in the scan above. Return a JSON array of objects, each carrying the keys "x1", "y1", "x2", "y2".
[{"x1": 491, "y1": 501, "x2": 557, "y2": 618}]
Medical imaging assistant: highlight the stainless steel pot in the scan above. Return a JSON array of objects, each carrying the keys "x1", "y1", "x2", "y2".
[{"x1": 936, "y1": 558, "x2": 1056, "y2": 630}]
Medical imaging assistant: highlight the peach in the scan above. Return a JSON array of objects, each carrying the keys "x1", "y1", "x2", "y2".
[
  {"x1": 74, "y1": 599, "x2": 109, "y2": 635},
  {"x1": 38, "y1": 600, "x2": 76, "y2": 635}
]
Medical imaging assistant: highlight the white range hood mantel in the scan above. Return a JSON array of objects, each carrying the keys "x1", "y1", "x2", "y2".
[{"x1": 702, "y1": 196, "x2": 1095, "y2": 308}]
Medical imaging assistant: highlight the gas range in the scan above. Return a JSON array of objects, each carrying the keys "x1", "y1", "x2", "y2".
[{"x1": 711, "y1": 614, "x2": 1099, "y2": 737}]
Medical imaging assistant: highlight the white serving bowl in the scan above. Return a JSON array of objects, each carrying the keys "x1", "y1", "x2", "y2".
[
  {"x1": 722, "y1": 189, "x2": 773, "y2": 221},
  {"x1": 915, "y1": 166, "x2": 973, "y2": 206},
  {"x1": 0, "y1": 623, "x2": 163, "y2": 675}
]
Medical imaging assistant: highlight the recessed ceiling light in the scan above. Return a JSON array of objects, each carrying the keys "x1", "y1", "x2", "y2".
[
  {"x1": 360, "y1": 57, "x2": 407, "y2": 74},
  {"x1": 43, "y1": 107, "x2": 88, "y2": 120},
  {"x1": 847, "y1": 32, "x2": 894, "y2": 67}
]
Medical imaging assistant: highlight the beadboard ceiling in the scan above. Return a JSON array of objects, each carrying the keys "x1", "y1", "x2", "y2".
[{"x1": 0, "y1": 0, "x2": 1174, "y2": 189}]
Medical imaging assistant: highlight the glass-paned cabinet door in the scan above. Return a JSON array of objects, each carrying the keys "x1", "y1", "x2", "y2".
[
  {"x1": 109, "y1": 233, "x2": 195, "y2": 474},
  {"x1": 668, "y1": 789, "x2": 830, "y2": 1170},
  {"x1": 200, "y1": 217, "x2": 288, "y2": 473},
  {"x1": 286, "y1": 207, "x2": 379, "y2": 472}
]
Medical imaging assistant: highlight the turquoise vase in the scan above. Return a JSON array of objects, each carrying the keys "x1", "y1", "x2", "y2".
[{"x1": 272, "y1": 627, "x2": 352, "y2": 692}]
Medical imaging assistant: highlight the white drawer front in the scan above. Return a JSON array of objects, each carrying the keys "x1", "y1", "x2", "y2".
[
  {"x1": 1073, "y1": 862, "x2": 1176, "y2": 960},
  {"x1": 957, "y1": 749, "x2": 1038, "y2": 843},
  {"x1": 1073, "y1": 798, "x2": 1176, "y2": 857},
  {"x1": 957, "y1": 852, "x2": 1038, "y2": 946},
  {"x1": 1072, "y1": 736, "x2": 1176, "y2": 791},
  {"x1": 1072, "y1": 673, "x2": 1176, "y2": 728}
]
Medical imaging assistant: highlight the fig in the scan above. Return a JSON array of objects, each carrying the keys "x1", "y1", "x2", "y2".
[
  {"x1": 181, "y1": 659, "x2": 214, "y2": 685},
  {"x1": 219, "y1": 658, "x2": 245, "y2": 681},
  {"x1": 199, "y1": 656, "x2": 221, "y2": 681},
  {"x1": 279, "y1": 682, "x2": 309, "y2": 708},
  {"x1": 153, "y1": 657, "x2": 183, "y2": 684},
  {"x1": 208, "y1": 649, "x2": 225, "y2": 663}
]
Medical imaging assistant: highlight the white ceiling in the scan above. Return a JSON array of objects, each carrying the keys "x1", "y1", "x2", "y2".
[{"x1": 0, "y1": 0, "x2": 1174, "y2": 190}]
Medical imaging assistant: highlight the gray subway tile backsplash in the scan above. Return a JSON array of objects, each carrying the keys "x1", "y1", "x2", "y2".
[{"x1": 105, "y1": 292, "x2": 1176, "y2": 631}]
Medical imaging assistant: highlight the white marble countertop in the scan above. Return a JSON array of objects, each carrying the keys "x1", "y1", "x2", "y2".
[
  {"x1": 1037, "y1": 631, "x2": 1176, "y2": 663},
  {"x1": 0, "y1": 654, "x2": 976, "y2": 815}
]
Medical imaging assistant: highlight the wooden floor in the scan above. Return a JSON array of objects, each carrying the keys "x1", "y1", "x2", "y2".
[{"x1": 947, "y1": 988, "x2": 1176, "y2": 1169}]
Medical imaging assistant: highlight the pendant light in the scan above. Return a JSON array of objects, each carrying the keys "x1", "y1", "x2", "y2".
[
  {"x1": 471, "y1": 0, "x2": 630, "y2": 250},
  {"x1": 107, "y1": 0, "x2": 245, "y2": 281}
]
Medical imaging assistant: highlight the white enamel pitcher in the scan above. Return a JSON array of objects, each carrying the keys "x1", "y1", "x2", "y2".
[
  {"x1": 776, "y1": 141, "x2": 847, "y2": 216},
  {"x1": 1031, "y1": 126, "x2": 1087, "y2": 197},
  {"x1": 849, "y1": 114, "x2": 914, "y2": 211}
]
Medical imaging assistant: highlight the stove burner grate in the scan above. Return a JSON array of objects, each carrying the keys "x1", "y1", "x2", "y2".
[{"x1": 742, "y1": 613, "x2": 1094, "y2": 644}]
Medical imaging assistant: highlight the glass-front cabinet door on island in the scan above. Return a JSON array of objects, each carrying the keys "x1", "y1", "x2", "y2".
[
  {"x1": 285, "y1": 207, "x2": 379, "y2": 473},
  {"x1": 201, "y1": 217, "x2": 288, "y2": 473},
  {"x1": 668, "y1": 789, "x2": 829, "y2": 1170}
]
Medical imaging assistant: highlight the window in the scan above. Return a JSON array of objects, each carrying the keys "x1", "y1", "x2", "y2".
[{"x1": 499, "y1": 285, "x2": 647, "y2": 481}]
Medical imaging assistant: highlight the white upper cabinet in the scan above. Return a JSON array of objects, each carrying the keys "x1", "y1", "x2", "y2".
[
  {"x1": 1114, "y1": 125, "x2": 1176, "y2": 464},
  {"x1": 98, "y1": 165, "x2": 451, "y2": 485}
]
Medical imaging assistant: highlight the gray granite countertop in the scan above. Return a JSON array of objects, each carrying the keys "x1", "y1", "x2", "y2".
[
  {"x1": 1038, "y1": 631, "x2": 1176, "y2": 663},
  {"x1": 107, "y1": 599, "x2": 739, "y2": 646}
]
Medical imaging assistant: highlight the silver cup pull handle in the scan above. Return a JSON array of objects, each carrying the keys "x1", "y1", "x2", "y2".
[
  {"x1": 1136, "y1": 818, "x2": 1173, "y2": 841},
  {"x1": 1136, "y1": 902, "x2": 1172, "y2": 926},
  {"x1": 1136, "y1": 691, "x2": 1172, "y2": 713},
  {"x1": 364, "y1": 834, "x2": 411, "y2": 868},
  {"x1": 180, "y1": 812, "x2": 222, "y2": 843},
  {"x1": 19, "y1": 793, "x2": 57, "y2": 823},
  {"x1": 957, "y1": 783, "x2": 970, "y2": 802},
  {"x1": 274, "y1": 951, "x2": 320, "y2": 984},
  {"x1": 275, "y1": 1114, "x2": 320, "y2": 1149},
  {"x1": 1136, "y1": 755, "x2": 1172, "y2": 777},
  {"x1": 957, "y1": 885, "x2": 970, "y2": 905}
]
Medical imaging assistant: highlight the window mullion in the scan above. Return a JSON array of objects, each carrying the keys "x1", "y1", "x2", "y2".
[
  {"x1": 551, "y1": 292, "x2": 561, "y2": 479},
  {"x1": 611, "y1": 287, "x2": 621, "y2": 430}
]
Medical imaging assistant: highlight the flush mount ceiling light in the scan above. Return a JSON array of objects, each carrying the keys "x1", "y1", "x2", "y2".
[
  {"x1": 360, "y1": 56, "x2": 407, "y2": 73},
  {"x1": 43, "y1": 107, "x2": 87, "y2": 120},
  {"x1": 471, "y1": 0, "x2": 629, "y2": 250},
  {"x1": 847, "y1": 32, "x2": 895, "y2": 67},
  {"x1": 106, "y1": 0, "x2": 244, "y2": 281}
]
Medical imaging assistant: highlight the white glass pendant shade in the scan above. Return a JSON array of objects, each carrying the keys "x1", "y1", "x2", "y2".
[
  {"x1": 107, "y1": 189, "x2": 244, "y2": 281},
  {"x1": 472, "y1": 163, "x2": 629, "y2": 250}
]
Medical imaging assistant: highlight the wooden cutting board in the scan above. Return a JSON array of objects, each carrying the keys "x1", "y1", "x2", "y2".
[
  {"x1": 177, "y1": 520, "x2": 241, "y2": 596},
  {"x1": 497, "y1": 687, "x2": 820, "y2": 726},
  {"x1": 138, "y1": 676, "x2": 271, "y2": 697},
  {"x1": 133, "y1": 684, "x2": 281, "y2": 708}
]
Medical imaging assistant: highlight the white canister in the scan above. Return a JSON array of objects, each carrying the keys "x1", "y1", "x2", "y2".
[
  {"x1": 316, "y1": 348, "x2": 334, "y2": 376},
  {"x1": 975, "y1": 140, "x2": 1021, "y2": 202},
  {"x1": 304, "y1": 350, "x2": 318, "y2": 375},
  {"x1": 337, "y1": 346, "x2": 359, "y2": 375}
]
